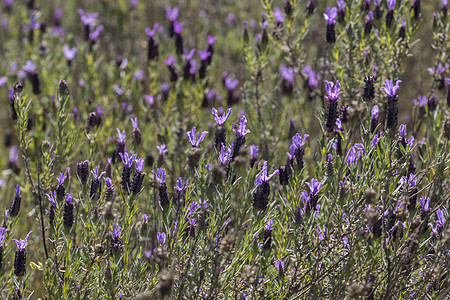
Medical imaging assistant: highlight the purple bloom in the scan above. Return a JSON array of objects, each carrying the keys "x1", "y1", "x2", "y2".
[
  {"x1": 174, "y1": 177, "x2": 187, "y2": 192},
  {"x1": 145, "y1": 23, "x2": 159, "y2": 37},
  {"x1": 91, "y1": 167, "x2": 105, "y2": 180},
  {"x1": 22, "y1": 60, "x2": 36, "y2": 73},
  {"x1": 144, "y1": 95, "x2": 154, "y2": 107},
  {"x1": 113, "y1": 223, "x2": 122, "y2": 238},
  {"x1": 219, "y1": 143, "x2": 232, "y2": 165},
  {"x1": 13, "y1": 231, "x2": 32, "y2": 251},
  {"x1": 225, "y1": 78, "x2": 239, "y2": 90},
  {"x1": 232, "y1": 115, "x2": 250, "y2": 137},
  {"x1": 265, "y1": 219, "x2": 273, "y2": 231},
  {"x1": 134, "y1": 70, "x2": 144, "y2": 80},
  {"x1": 89, "y1": 25, "x2": 103, "y2": 41},
  {"x1": 105, "y1": 177, "x2": 113, "y2": 187},
  {"x1": 273, "y1": 8, "x2": 285, "y2": 24},
  {"x1": 337, "y1": 0, "x2": 346, "y2": 10},
  {"x1": 164, "y1": 55, "x2": 176, "y2": 66},
  {"x1": 152, "y1": 168, "x2": 166, "y2": 184},
  {"x1": 63, "y1": 46, "x2": 77, "y2": 61},
  {"x1": 0, "y1": 227, "x2": 8, "y2": 247},
  {"x1": 113, "y1": 84, "x2": 123, "y2": 96},
  {"x1": 398, "y1": 173, "x2": 416, "y2": 187},
  {"x1": 325, "y1": 80, "x2": 341, "y2": 101},
  {"x1": 399, "y1": 124, "x2": 407, "y2": 138},
  {"x1": 371, "y1": 134, "x2": 379, "y2": 148},
  {"x1": 380, "y1": 79, "x2": 402, "y2": 98},
  {"x1": 116, "y1": 128, "x2": 126, "y2": 143},
  {"x1": 65, "y1": 194, "x2": 73, "y2": 204},
  {"x1": 131, "y1": 118, "x2": 139, "y2": 130},
  {"x1": 419, "y1": 197, "x2": 430, "y2": 212},
  {"x1": 303, "y1": 66, "x2": 319, "y2": 88},
  {"x1": 292, "y1": 133, "x2": 309, "y2": 149},
  {"x1": 436, "y1": 209, "x2": 445, "y2": 227},
  {"x1": 78, "y1": 9, "x2": 98, "y2": 26},
  {"x1": 198, "y1": 49, "x2": 211, "y2": 61},
  {"x1": 135, "y1": 158, "x2": 145, "y2": 173},
  {"x1": 157, "y1": 144, "x2": 168, "y2": 156},
  {"x1": 280, "y1": 65, "x2": 295, "y2": 83},
  {"x1": 274, "y1": 260, "x2": 284, "y2": 271},
  {"x1": 387, "y1": 0, "x2": 396, "y2": 10},
  {"x1": 255, "y1": 161, "x2": 279, "y2": 187},
  {"x1": 186, "y1": 126, "x2": 208, "y2": 147},
  {"x1": 371, "y1": 105, "x2": 379, "y2": 119},
  {"x1": 9, "y1": 146, "x2": 18, "y2": 163},
  {"x1": 306, "y1": 178, "x2": 322, "y2": 197},
  {"x1": 46, "y1": 191, "x2": 56, "y2": 205},
  {"x1": 250, "y1": 145, "x2": 259, "y2": 158},
  {"x1": 208, "y1": 35, "x2": 218, "y2": 45},
  {"x1": 427, "y1": 62, "x2": 449, "y2": 75},
  {"x1": 184, "y1": 49, "x2": 196, "y2": 61},
  {"x1": 323, "y1": 7, "x2": 338, "y2": 24},
  {"x1": 157, "y1": 232, "x2": 167, "y2": 245},
  {"x1": 58, "y1": 172, "x2": 67, "y2": 185},
  {"x1": 119, "y1": 152, "x2": 136, "y2": 168},
  {"x1": 173, "y1": 21, "x2": 183, "y2": 34},
  {"x1": 346, "y1": 143, "x2": 364, "y2": 165},
  {"x1": 212, "y1": 107, "x2": 232, "y2": 126},
  {"x1": 166, "y1": 6, "x2": 179, "y2": 21}
]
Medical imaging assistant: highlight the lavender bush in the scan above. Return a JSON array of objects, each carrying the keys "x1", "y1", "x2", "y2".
[{"x1": 0, "y1": 0, "x2": 449, "y2": 299}]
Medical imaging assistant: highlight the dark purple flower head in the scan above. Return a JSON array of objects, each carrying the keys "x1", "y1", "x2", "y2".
[
  {"x1": 208, "y1": 35, "x2": 217, "y2": 45},
  {"x1": 371, "y1": 105, "x2": 379, "y2": 118},
  {"x1": 436, "y1": 209, "x2": 446, "y2": 227},
  {"x1": 380, "y1": 79, "x2": 402, "y2": 98},
  {"x1": 105, "y1": 177, "x2": 113, "y2": 187},
  {"x1": 255, "y1": 161, "x2": 279, "y2": 186},
  {"x1": 65, "y1": 194, "x2": 73, "y2": 204},
  {"x1": 174, "y1": 177, "x2": 187, "y2": 192},
  {"x1": 265, "y1": 219, "x2": 273, "y2": 231},
  {"x1": 323, "y1": 7, "x2": 338, "y2": 24},
  {"x1": 119, "y1": 152, "x2": 136, "y2": 168},
  {"x1": 89, "y1": 25, "x2": 103, "y2": 41},
  {"x1": 91, "y1": 167, "x2": 105, "y2": 180},
  {"x1": 152, "y1": 168, "x2": 166, "y2": 183},
  {"x1": 212, "y1": 107, "x2": 232, "y2": 126},
  {"x1": 225, "y1": 78, "x2": 239, "y2": 90},
  {"x1": 337, "y1": 0, "x2": 346, "y2": 10},
  {"x1": 292, "y1": 133, "x2": 309, "y2": 149},
  {"x1": 219, "y1": 143, "x2": 232, "y2": 165},
  {"x1": 325, "y1": 80, "x2": 341, "y2": 101},
  {"x1": 420, "y1": 197, "x2": 430, "y2": 212},
  {"x1": 157, "y1": 232, "x2": 167, "y2": 245},
  {"x1": 78, "y1": 9, "x2": 98, "y2": 26},
  {"x1": 157, "y1": 144, "x2": 168, "y2": 156},
  {"x1": 274, "y1": 7, "x2": 285, "y2": 24},
  {"x1": 166, "y1": 6, "x2": 179, "y2": 21},
  {"x1": 399, "y1": 124, "x2": 407, "y2": 138},
  {"x1": 173, "y1": 21, "x2": 183, "y2": 34},
  {"x1": 14, "y1": 184, "x2": 20, "y2": 197},
  {"x1": 0, "y1": 227, "x2": 9, "y2": 247},
  {"x1": 187, "y1": 126, "x2": 208, "y2": 147},
  {"x1": 198, "y1": 49, "x2": 211, "y2": 61},
  {"x1": 398, "y1": 173, "x2": 416, "y2": 187},
  {"x1": 145, "y1": 23, "x2": 159, "y2": 37},
  {"x1": 13, "y1": 231, "x2": 32, "y2": 250},
  {"x1": 164, "y1": 55, "x2": 176, "y2": 67},
  {"x1": 58, "y1": 172, "x2": 67, "y2": 185},
  {"x1": 135, "y1": 158, "x2": 145, "y2": 173},
  {"x1": 366, "y1": 11, "x2": 373, "y2": 21},
  {"x1": 46, "y1": 191, "x2": 56, "y2": 205},
  {"x1": 280, "y1": 65, "x2": 295, "y2": 83},
  {"x1": 306, "y1": 178, "x2": 322, "y2": 197},
  {"x1": 113, "y1": 223, "x2": 122, "y2": 238},
  {"x1": 63, "y1": 46, "x2": 77, "y2": 61},
  {"x1": 116, "y1": 128, "x2": 126, "y2": 143},
  {"x1": 250, "y1": 145, "x2": 259, "y2": 158},
  {"x1": 387, "y1": 0, "x2": 396, "y2": 10},
  {"x1": 184, "y1": 49, "x2": 196, "y2": 61},
  {"x1": 232, "y1": 115, "x2": 250, "y2": 137}
]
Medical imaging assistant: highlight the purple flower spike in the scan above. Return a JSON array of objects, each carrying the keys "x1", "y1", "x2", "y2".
[
  {"x1": 292, "y1": 133, "x2": 309, "y2": 149},
  {"x1": 46, "y1": 191, "x2": 56, "y2": 205},
  {"x1": 116, "y1": 128, "x2": 126, "y2": 143},
  {"x1": 153, "y1": 168, "x2": 166, "y2": 183},
  {"x1": 219, "y1": 143, "x2": 232, "y2": 165},
  {"x1": 371, "y1": 134, "x2": 379, "y2": 148},
  {"x1": 113, "y1": 223, "x2": 122, "y2": 238},
  {"x1": 323, "y1": 7, "x2": 338, "y2": 24},
  {"x1": 119, "y1": 152, "x2": 136, "y2": 168},
  {"x1": 232, "y1": 115, "x2": 250, "y2": 137},
  {"x1": 387, "y1": 0, "x2": 396, "y2": 10},
  {"x1": 198, "y1": 49, "x2": 211, "y2": 61},
  {"x1": 166, "y1": 6, "x2": 179, "y2": 21},
  {"x1": 225, "y1": 78, "x2": 239, "y2": 90},
  {"x1": 265, "y1": 219, "x2": 273, "y2": 231},
  {"x1": 436, "y1": 209, "x2": 445, "y2": 227},
  {"x1": 78, "y1": 9, "x2": 98, "y2": 26},
  {"x1": 173, "y1": 21, "x2": 183, "y2": 34},
  {"x1": 164, "y1": 55, "x2": 176, "y2": 66},
  {"x1": 250, "y1": 145, "x2": 259, "y2": 158},
  {"x1": 212, "y1": 107, "x2": 232, "y2": 126},
  {"x1": 399, "y1": 173, "x2": 416, "y2": 187},
  {"x1": 399, "y1": 124, "x2": 407, "y2": 138},
  {"x1": 325, "y1": 80, "x2": 341, "y2": 101},
  {"x1": 420, "y1": 197, "x2": 430, "y2": 212},
  {"x1": 135, "y1": 158, "x2": 145, "y2": 173},
  {"x1": 58, "y1": 173, "x2": 67, "y2": 185},
  {"x1": 89, "y1": 25, "x2": 104, "y2": 41},
  {"x1": 63, "y1": 46, "x2": 77, "y2": 61},
  {"x1": 91, "y1": 167, "x2": 105, "y2": 180},
  {"x1": 337, "y1": 0, "x2": 346, "y2": 10},
  {"x1": 280, "y1": 65, "x2": 295, "y2": 83},
  {"x1": 105, "y1": 177, "x2": 113, "y2": 187},
  {"x1": 306, "y1": 178, "x2": 322, "y2": 197},
  {"x1": 274, "y1": 8, "x2": 285, "y2": 24},
  {"x1": 157, "y1": 232, "x2": 167, "y2": 245},
  {"x1": 184, "y1": 49, "x2": 196, "y2": 61},
  {"x1": 208, "y1": 35, "x2": 218, "y2": 45},
  {"x1": 157, "y1": 144, "x2": 168, "y2": 155},
  {"x1": 371, "y1": 105, "x2": 379, "y2": 119},
  {"x1": 14, "y1": 184, "x2": 20, "y2": 197},
  {"x1": 0, "y1": 228, "x2": 9, "y2": 247},
  {"x1": 174, "y1": 177, "x2": 187, "y2": 192},
  {"x1": 255, "y1": 161, "x2": 279, "y2": 187},
  {"x1": 380, "y1": 79, "x2": 402, "y2": 98},
  {"x1": 274, "y1": 260, "x2": 284, "y2": 271},
  {"x1": 13, "y1": 231, "x2": 32, "y2": 250},
  {"x1": 187, "y1": 126, "x2": 208, "y2": 147},
  {"x1": 145, "y1": 23, "x2": 159, "y2": 37},
  {"x1": 65, "y1": 194, "x2": 73, "y2": 204}
]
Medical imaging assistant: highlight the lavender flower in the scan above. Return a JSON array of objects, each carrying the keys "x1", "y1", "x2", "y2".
[
  {"x1": 173, "y1": 21, "x2": 184, "y2": 54},
  {"x1": 131, "y1": 157, "x2": 145, "y2": 194},
  {"x1": 370, "y1": 105, "x2": 379, "y2": 133},
  {"x1": 232, "y1": 115, "x2": 250, "y2": 137},
  {"x1": 157, "y1": 144, "x2": 168, "y2": 166},
  {"x1": 219, "y1": 143, "x2": 232, "y2": 166},
  {"x1": 90, "y1": 167, "x2": 105, "y2": 198},
  {"x1": 380, "y1": 79, "x2": 401, "y2": 129},
  {"x1": 13, "y1": 231, "x2": 32, "y2": 277},
  {"x1": 225, "y1": 78, "x2": 240, "y2": 106},
  {"x1": 325, "y1": 80, "x2": 341, "y2": 132},
  {"x1": 145, "y1": 23, "x2": 159, "y2": 61},
  {"x1": 346, "y1": 143, "x2": 365, "y2": 165},
  {"x1": 292, "y1": 133, "x2": 308, "y2": 170},
  {"x1": 153, "y1": 169, "x2": 169, "y2": 207},
  {"x1": 253, "y1": 162, "x2": 279, "y2": 210},
  {"x1": 131, "y1": 118, "x2": 142, "y2": 146},
  {"x1": 364, "y1": 12, "x2": 373, "y2": 36},
  {"x1": 63, "y1": 194, "x2": 73, "y2": 229},
  {"x1": 0, "y1": 227, "x2": 8, "y2": 269},
  {"x1": 46, "y1": 191, "x2": 56, "y2": 225},
  {"x1": 157, "y1": 232, "x2": 167, "y2": 245},
  {"x1": 10, "y1": 185, "x2": 21, "y2": 217},
  {"x1": 337, "y1": 0, "x2": 346, "y2": 22},
  {"x1": 119, "y1": 152, "x2": 136, "y2": 194},
  {"x1": 187, "y1": 126, "x2": 208, "y2": 147},
  {"x1": 249, "y1": 145, "x2": 259, "y2": 168},
  {"x1": 113, "y1": 128, "x2": 126, "y2": 163},
  {"x1": 164, "y1": 55, "x2": 178, "y2": 82},
  {"x1": 386, "y1": 0, "x2": 396, "y2": 27},
  {"x1": 77, "y1": 160, "x2": 89, "y2": 184},
  {"x1": 206, "y1": 35, "x2": 217, "y2": 65},
  {"x1": 324, "y1": 7, "x2": 337, "y2": 43},
  {"x1": 262, "y1": 219, "x2": 273, "y2": 250},
  {"x1": 306, "y1": 178, "x2": 322, "y2": 208},
  {"x1": 274, "y1": 8, "x2": 285, "y2": 26},
  {"x1": 63, "y1": 46, "x2": 77, "y2": 66},
  {"x1": 111, "y1": 223, "x2": 123, "y2": 254},
  {"x1": 105, "y1": 177, "x2": 114, "y2": 201},
  {"x1": 280, "y1": 65, "x2": 295, "y2": 95},
  {"x1": 371, "y1": 134, "x2": 379, "y2": 148}
]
